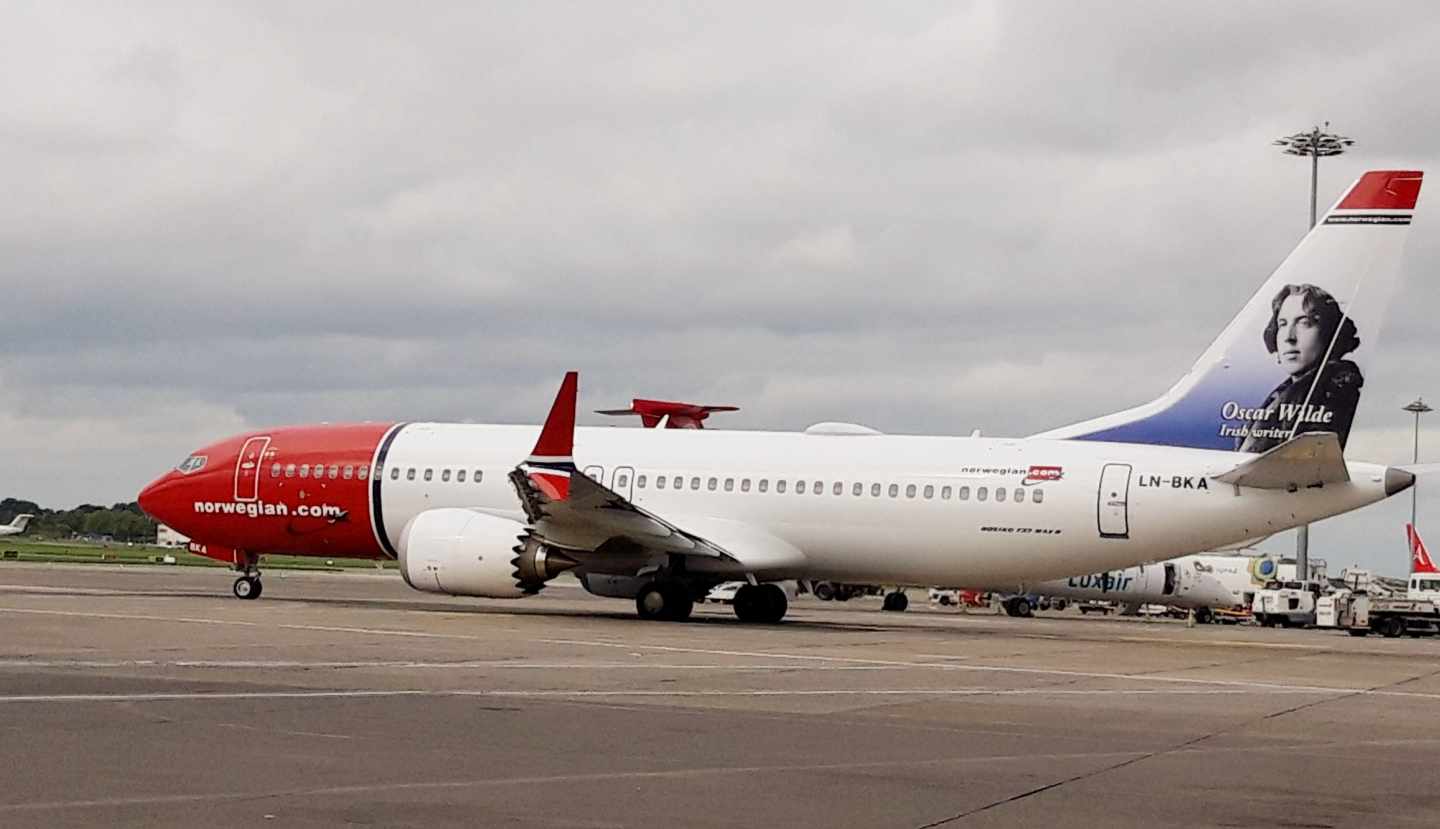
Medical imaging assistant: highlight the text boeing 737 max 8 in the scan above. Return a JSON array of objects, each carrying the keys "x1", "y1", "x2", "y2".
[{"x1": 139, "y1": 170, "x2": 1424, "y2": 622}]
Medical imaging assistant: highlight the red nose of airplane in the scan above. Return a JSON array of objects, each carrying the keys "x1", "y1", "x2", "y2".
[{"x1": 137, "y1": 472, "x2": 180, "y2": 526}]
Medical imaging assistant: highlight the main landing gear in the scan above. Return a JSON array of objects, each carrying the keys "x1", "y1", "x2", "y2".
[
  {"x1": 733, "y1": 583, "x2": 787, "y2": 624},
  {"x1": 635, "y1": 581, "x2": 695, "y2": 622},
  {"x1": 232, "y1": 552, "x2": 263, "y2": 600},
  {"x1": 882, "y1": 591, "x2": 909, "y2": 612}
]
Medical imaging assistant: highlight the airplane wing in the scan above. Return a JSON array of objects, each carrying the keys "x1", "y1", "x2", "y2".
[
  {"x1": 508, "y1": 373, "x2": 802, "y2": 571},
  {"x1": 1212, "y1": 432, "x2": 1350, "y2": 490}
]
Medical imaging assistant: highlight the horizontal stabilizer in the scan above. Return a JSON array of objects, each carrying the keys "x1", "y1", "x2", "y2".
[{"x1": 1213, "y1": 432, "x2": 1349, "y2": 490}]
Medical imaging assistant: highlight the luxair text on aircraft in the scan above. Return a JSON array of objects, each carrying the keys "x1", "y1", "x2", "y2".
[{"x1": 138, "y1": 171, "x2": 1424, "y2": 623}]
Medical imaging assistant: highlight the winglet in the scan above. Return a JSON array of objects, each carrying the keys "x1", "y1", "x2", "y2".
[
  {"x1": 529, "y1": 372, "x2": 578, "y2": 463},
  {"x1": 1409, "y1": 523, "x2": 1438, "y2": 575},
  {"x1": 523, "y1": 372, "x2": 579, "y2": 501}
]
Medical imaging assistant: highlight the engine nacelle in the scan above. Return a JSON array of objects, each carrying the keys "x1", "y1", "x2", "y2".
[{"x1": 398, "y1": 508, "x2": 575, "y2": 598}]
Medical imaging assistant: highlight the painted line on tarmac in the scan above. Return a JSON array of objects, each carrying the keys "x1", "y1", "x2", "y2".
[
  {"x1": 3, "y1": 606, "x2": 1430, "y2": 702},
  {"x1": 0, "y1": 687, "x2": 1359, "y2": 705},
  {"x1": 0, "y1": 659, "x2": 897, "y2": 671}
]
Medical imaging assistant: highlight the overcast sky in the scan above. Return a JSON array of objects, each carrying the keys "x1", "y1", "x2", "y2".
[{"x1": 3, "y1": 1, "x2": 1439, "y2": 576}]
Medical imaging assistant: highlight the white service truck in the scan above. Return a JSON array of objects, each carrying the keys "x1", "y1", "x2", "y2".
[
  {"x1": 1251, "y1": 580, "x2": 1321, "y2": 627},
  {"x1": 1316, "y1": 569, "x2": 1440, "y2": 638}
]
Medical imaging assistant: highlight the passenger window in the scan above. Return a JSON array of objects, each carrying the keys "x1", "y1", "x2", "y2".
[
  {"x1": 759, "y1": 479, "x2": 769, "y2": 493},
  {"x1": 441, "y1": 469, "x2": 451, "y2": 482},
  {"x1": 1014, "y1": 488, "x2": 1025, "y2": 503},
  {"x1": 941, "y1": 485, "x2": 951, "y2": 499},
  {"x1": 475, "y1": 469, "x2": 483, "y2": 483},
  {"x1": 888, "y1": 484, "x2": 898, "y2": 498},
  {"x1": 741, "y1": 479, "x2": 751, "y2": 492},
  {"x1": 691, "y1": 477, "x2": 701, "y2": 490},
  {"x1": 657, "y1": 476, "x2": 666, "y2": 490},
  {"x1": 1033, "y1": 489, "x2": 1044, "y2": 504},
  {"x1": 457, "y1": 470, "x2": 466, "y2": 483},
  {"x1": 284, "y1": 464, "x2": 296, "y2": 478},
  {"x1": 342, "y1": 465, "x2": 354, "y2": 480},
  {"x1": 814, "y1": 481, "x2": 822, "y2": 495},
  {"x1": 923, "y1": 485, "x2": 934, "y2": 499},
  {"x1": 637, "y1": 475, "x2": 647, "y2": 489},
  {"x1": 959, "y1": 486, "x2": 970, "y2": 501},
  {"x1": 270, "y1": 463, "x2": 281, "y2": 478},
  {"x1": 423, "y1": 468, "x2": 433, "y2": 482},
  {"x1": 391, "y1": 467, "x2": 400, "y2": 480},
  {"x1": 871, "y1": 483, "x2": 881, "y2": 497},
  {"x1": 834, "y1": 482, "x2": 843, "y2": 496},
  {"x1": 995, "y1": 487, "x2": 1006, "y2": 502},
  {"x1": 905, "y1": 484, "x2": 917, "y2": 499},
  {"x1": 724, "y1": 478, "x2": 734, "y2": 492},
  {"x1": 673, "y1": 476, "x2": 682, "y2": 489},
  {"x1": 359, "y1": 465, "x2": 369, "y2": 480},
  {"x1": 329, "y1": 465, "x2": 339, "y2": 480},
  {"x1": 618, "y1": 474, "x2": 630, "y2": 488},
  {"x1": 777, "y1": 480, "x2": 787, "y2": 494},
  {"x1": 977, "y1": 487, "x2": 988, "y2": 501},
  {"x1": 796, "y1": 480, "x2": 806, "y2": 494},
  {"x1": 852, "y1": 482, "x2": 862, "y2": 496},
  {"x1": 299, "y1": 465, "x2": 310, "y2": 478},
  {"x1": 707, "y1": 477, "x2": 717, "y2": 491},
  {"x1": 407, "y1": 468, "x2": 416, "y2": 481}
]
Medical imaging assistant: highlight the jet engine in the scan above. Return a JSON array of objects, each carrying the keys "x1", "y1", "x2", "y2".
[{"x1": 398, "y1": 508, "x2": 575, "y2": 598}]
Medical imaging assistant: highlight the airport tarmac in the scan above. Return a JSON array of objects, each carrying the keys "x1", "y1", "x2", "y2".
[{"x1": 3, "y1": 564, "x2": 1440, "y2": 828}]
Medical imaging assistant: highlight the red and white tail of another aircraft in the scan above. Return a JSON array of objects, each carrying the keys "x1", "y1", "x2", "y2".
[{"x1": 139, "y1": 171, "x2": 1425, "y2": 623}]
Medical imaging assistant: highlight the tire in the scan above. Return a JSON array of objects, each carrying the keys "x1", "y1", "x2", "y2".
[
  {"x1": 1013, "y1": 597, "x2": 1033, "y2": 618},
  {"x1": 1052, "y1": 599, "x2": 1068, "y2": 612},
  {"x1": 734, "y1": 584, "x2": 787, "y2": 624},
  {"x1": 813, "y1": 582, "x2": 836, "y2": 601},
  {"x1": 1193, "y1": 607, "x2": 1212, "y2": 625},
  {"x1": 1379, "y1": 616, "x2": 1406, "y2": 638},
  {"x1": 882, "y1": 592, "x2": 908, "y2": 612},
  {"x1": 233, "y1": 576, "x2": 261, "y2": 600},
  {"x1": 1347, "y1": 628, "x2": 1370, "y2": 637},
  {"x1": 636, "y1": 583, "x2": 668, "y2": 621}
]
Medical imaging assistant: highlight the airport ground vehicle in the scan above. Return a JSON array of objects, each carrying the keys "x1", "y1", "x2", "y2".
[
  {"x1": 1251, "y1": 580, "x2": 1321, "y2": 627},
  {"x1": 1318, "y1": 529, "x2": 1440, "y2": 637},
  {"x1": 136, "y1": 171, "x2": 1424, "y2": 623},
  {"x1": 1078, "y1": 601, "x2": 1114, "y2": 615}
]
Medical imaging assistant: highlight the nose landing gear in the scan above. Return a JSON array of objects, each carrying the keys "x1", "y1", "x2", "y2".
[{"x1": 231, "y1": 551, "x2": 263, "y2": 600}]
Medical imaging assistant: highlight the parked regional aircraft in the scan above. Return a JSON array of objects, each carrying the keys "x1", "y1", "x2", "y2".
[
  {"x1": 0, "y1": 515, "x2": 34, "y2": 537},
  {"x1": 988, "y1": 556, "x2": 1237, "y2": 620},
  {"x1": 138, "y1": 170, "x2": 1424, "y2": 623},
  {"x1": 1406, "y1": 523, "x2": 1440, "y2": 602}
]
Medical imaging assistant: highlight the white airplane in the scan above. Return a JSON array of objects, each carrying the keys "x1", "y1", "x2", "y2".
[
  {"x1": 989, "y1": 556, "x2": 1238, "y2": 620},
  {"x1": 0, "y1": 515, "x2": 34, "y2": 537},
  {"x1": 139, "y1": 170, "x2": 1425, "y2": 622}
]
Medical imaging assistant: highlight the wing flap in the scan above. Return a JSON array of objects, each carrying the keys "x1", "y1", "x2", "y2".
[{"x1": 1213, "y1": 432, "x2": 1350, "y2": 490}]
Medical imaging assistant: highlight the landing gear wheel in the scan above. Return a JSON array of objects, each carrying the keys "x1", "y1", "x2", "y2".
[
  {"x1": 882, "y1": 591, "x2": 909, "y2": 612},
  {"x1": 1005, "y1": 597, "x2": 1033, "y2": 618},
  {"x1": 734, "y1": 584, "x2": 788, "y2": 624},
  {"x1": 812, "y1": 582, "x2": 836, "y2": 602},
  {"x1": 636, "y1": 582, "x2": 693, "y2": 621},
  {"x1": 232, "y1": 576, "x2": 262, "y2": 600},
  {"x1": 1193, "y1": 607, "x2": 1212, "y2": 625}
]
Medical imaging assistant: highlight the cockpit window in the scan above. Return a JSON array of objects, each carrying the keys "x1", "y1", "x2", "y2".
[{"x1": 176, "y1": 455, "x2": 207, "y2": 474}]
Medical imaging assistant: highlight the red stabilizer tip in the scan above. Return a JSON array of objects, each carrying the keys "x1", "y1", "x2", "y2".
[{"x1": 1336, "y1": 170, "x2": 1423, "y2": 211}]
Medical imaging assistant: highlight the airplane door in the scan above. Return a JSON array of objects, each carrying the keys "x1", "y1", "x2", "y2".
[
  {"x1": 234, "y1": 436, "x2": 271, "y2": 503},
  {"x1": 612, "y1": 466, "x2": 635, "y2": 500},
  {"x1": 1162, "y1": 562, "x2": 1177, "y2": 596},
  {"x1": 1097, "y1": 463, "x2": 1132, "y2": 539}
]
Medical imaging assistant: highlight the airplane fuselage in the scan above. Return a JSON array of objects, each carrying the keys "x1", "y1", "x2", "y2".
[{"x1": 140, "y1": 422, "x2": 1399, "y2": 588}]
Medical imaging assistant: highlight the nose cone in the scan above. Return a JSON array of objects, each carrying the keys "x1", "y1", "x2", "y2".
[
  {"x1": 137, "y1": 473, "x2": 180, "y2": 525},
  {"x1": 1386, "y1": 467, "x2": 1417, "y2": 497}
]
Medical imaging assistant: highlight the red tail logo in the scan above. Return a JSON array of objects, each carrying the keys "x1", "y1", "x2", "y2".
[{"x1": 1409, "y1": 524, "x2": 1438, "y2": 574}]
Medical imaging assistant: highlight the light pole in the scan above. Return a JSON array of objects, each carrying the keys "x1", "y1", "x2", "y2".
[
  {"x1": 1274, "y1": 123, "x2": 1355, "y2": 229},
  {"x1": 1273, "y1": 123, "x2": 1353, "y2": 582},
  {"x1": 1404, "y1": 398, "x2": 1432, "y2": 530}
]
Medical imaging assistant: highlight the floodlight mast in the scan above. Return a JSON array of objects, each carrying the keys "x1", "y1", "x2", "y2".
[
  {"x1": 1404, "y1": 398, "x2": 1432, "y2": 532},
  {"x1": 1273, "y1": 123, "x2": 1353, "y2": 581}
]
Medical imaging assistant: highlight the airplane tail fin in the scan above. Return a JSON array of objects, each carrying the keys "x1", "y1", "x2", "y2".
[
  {"x1": 9, "y1": 514, "x2": 32, "y2": 532},
  {"x1": 1408, "y1": 523, "x2": 1438, "y2": 575},
  {"x1": 1038, "y1": 170, "x2": 1423, "y2": 454}
]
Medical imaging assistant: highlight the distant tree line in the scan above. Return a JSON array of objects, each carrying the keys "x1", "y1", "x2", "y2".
[{"x1": 0, "y1": 498, "x2": 156, "y2": 543}]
